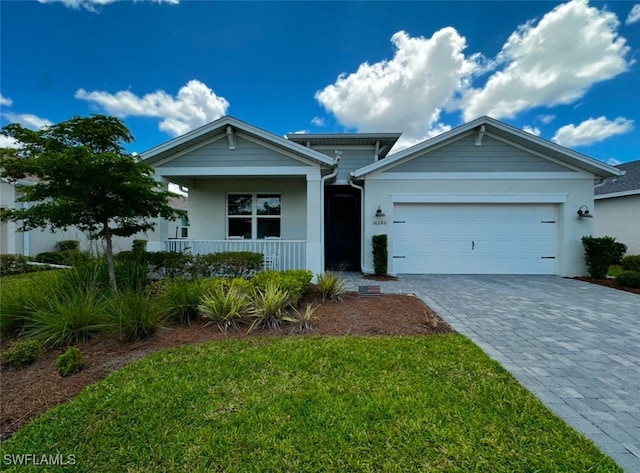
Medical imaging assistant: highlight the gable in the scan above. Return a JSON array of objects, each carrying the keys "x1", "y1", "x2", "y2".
[
  {"x1": 155, "y1": 133, "x2": 311, "y2": 169},
  {"x1": 386, "y1": 134, "x2": 574, "y2": 174}
]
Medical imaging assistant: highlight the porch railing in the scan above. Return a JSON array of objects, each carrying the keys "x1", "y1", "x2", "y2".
[{"x1": 164, "y1": 239, "x2": 306, "y2": 271}]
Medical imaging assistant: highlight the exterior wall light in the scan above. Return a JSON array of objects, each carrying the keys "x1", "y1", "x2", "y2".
[
  {"x1": 375, "y1": 206, "x2": 385, "y2": 218},
  {"x1": 577, "y1": 205, "x2": 593, "y2": 218}
]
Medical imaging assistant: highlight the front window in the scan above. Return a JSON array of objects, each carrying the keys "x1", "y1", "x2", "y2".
[
  {"x1": 180, "y1": 217, "x2": 189, "y2": 238},
  {"x1": 227, "y1": 193, "x2": 281, "y2": 239}
]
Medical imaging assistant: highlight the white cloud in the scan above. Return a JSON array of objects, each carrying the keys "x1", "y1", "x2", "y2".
[
  {"x1": 75, "y1": 80, "x2": 229, "y2": 136},
  {"x1": 626, "y1": 4, "x2": 640, "y2": 25},
  {"x1": 523, "y1": 125, "x2": 541, "y2": 136},
  {"x1": 606, "y1": 157, "x2": 621, "y2": 166},
  {"x1": 315, "y1": 28, "x2": 480, "y2": 148},
  {"x1": 0, "y1": 94, "x2": 13, "y2": 107},
  {"x1": 462, "y1": 0, "x2": 631, "y2": 121},
  {"x1": 290, "y1": 130, "x2": 310, "y2": 135},
  {"x1": 3, "y1": 112, "x2": 53, "y2": 130},
  {"x1": 37, "y1": 0, "x2": 178, "y2": 12},
  {"x1": 311, "y1": 116, "x2": 325, "y2": 127},
  {"x1": 552, "y1": 116, "x2": 634, "y2": 147},
  {"x1": 537, "y1": 114, "x2": 556, "y2": 124}
]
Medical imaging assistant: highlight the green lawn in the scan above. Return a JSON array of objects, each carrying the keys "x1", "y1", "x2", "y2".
[{"x1": 0, "y1": 335, "x2": 620, "y2": 472}]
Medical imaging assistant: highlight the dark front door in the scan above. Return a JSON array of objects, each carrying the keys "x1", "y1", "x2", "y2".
[{"x1": 325, "y1": 186, "x2": 361, "y2": 271}]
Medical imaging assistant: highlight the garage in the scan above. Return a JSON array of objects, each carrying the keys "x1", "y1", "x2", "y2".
[{"x1": 392, "y1": 203, "x2": 558, "y2": 274}]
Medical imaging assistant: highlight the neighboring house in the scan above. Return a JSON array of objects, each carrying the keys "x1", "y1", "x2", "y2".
[
  {"x1": 0, "y1": 177, "x2": 188, "y2": 256},
  {"x1": 594, "y1": 159, "x2": 640, "y2": 255},
  {"x1": 142, "y1": 115, "x2": 621, "y2": 277}
]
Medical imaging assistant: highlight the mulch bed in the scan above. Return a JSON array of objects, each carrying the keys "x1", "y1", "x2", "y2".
[
  {"x1": 571, "y1": 277, "x2": 640, "y2": 295},
  {"x1": 0, "y1": 291, "x2": 452, "y2": 440}
]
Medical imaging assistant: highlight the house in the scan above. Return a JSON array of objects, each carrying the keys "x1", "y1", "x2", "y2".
[
  {"x1": 594, "y1": 159, "x2": 640, "y2": 255},
  {"x1": 141, "y1": 115, "x2": 621, "y2": 277},
  {"x1": 0, "y1": 177, "x2": 188, "y2": 256}
]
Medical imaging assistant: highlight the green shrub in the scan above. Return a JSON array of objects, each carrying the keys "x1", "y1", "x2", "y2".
[
  {"x1": 617, "y1": 271, "x2": 640, "y2": 289},
  {"x1": 581, "y1": 236, "x2": 626, "y2": 279},
  {"x1": 56, "y1": 346, "x2": 84, "y2": 377},
  {"x1": 252, "y1": 270, "x2": 312, "y2": 305},
  {"x1": 159, "y1": 278, "x2": 207, "y2": 324},
  {"x1": 1, "y1": 339, "x2": 44, "y2": 368},
  {"x1": 204, "y1": 277, "x2": 254, "y2": 295},
  {"x1": 55, "y1": 240, "x2": 80, "y2": 252},
  {"x1": 316, "y1": 272, "x2": 347, "y2": 302},
  {"x1": 35, "y1": 249, "x2": 85, "y2": 266},
  {"x1": 199, "y1": 283, "x2": 252, "y2": 333},
  {"x1": 35, "y1": 251, "x2": 66, "y2": 265},
  {"x1": 372, "y1": 234, "x2": 388, "y2": 276},
  {"x1": 621, "y1": 255, "x2": 640, "y2": 272},
  {"x1": 132, "y1": 240, "x2": 147, "y2": 255},
  {"x1": 611, "y1": 241, "x2": 628, "y2": 264},
  {"x1": 193, "y1": 252, "x2": 264, "y2": 278},
  {"x1": 0, "y1": 254, "x2": 31, "y2": 276},
  {"x1": 248, "y1": 283, "x2": 294, "y2": 333},
  {"x1": 25, "y1": 290, "x2": 107, "y2": 347},
  {"x1": 147, "y1": 251, "x2": 194, "y2": 279},
  {"x1": 104, "y1": 290, "x2": 163, "y2": 342}
]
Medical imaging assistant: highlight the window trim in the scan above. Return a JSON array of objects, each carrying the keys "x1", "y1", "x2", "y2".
[{"x1": 226, "y1": 193, "x2": 281, "y2": 239}]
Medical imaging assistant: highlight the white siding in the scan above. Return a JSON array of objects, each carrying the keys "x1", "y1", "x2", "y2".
[
  {"x1": 388, "y1": 134, "x2": 573, "y2": 173},
  {"x1": 158, "y1": 135, "x2": 310, "y2": 169},
  {"x1": 594, "y1": 195, "x2": 640, "y2": 255}
]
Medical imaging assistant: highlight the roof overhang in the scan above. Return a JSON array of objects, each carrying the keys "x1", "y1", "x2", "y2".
[
  {"x1": 140, "y1": 115, "x2": 337, "y2": 168},
  {"x1": 351, "y1": 116, "x2": 623, "y2": 179},
  {"x1": 286, "y1": 132, "x2": 401, "y2": 160}
]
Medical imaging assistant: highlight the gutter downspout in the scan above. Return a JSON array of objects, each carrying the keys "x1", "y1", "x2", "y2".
[
  {"x1": 348, "y1": 174, "x2": 374, "y2": 274},
  {"x1": 319, "y1": 154, "x2": 341, "y2": 271}
]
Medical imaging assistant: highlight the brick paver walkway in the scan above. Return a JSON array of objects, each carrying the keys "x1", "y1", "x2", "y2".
[{"x1": 343, "y1": 274, "x2": 640, "y2": 472}]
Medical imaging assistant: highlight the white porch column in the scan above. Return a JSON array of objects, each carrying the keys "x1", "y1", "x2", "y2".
[
  {"x1": 305, "y1": 174, "x2": 323, "y2": 276},
  {"x1": 146, "y1": 177, "x2": 170, "y2": 252}
]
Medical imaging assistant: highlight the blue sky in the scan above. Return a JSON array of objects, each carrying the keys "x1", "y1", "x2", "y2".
[{"x1": 1, "y1": 0, "x2": 639, "y2": 165}]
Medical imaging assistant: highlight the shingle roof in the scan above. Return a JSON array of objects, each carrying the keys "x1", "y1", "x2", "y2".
[{"x1": 595, "y1": 160, "x2": 640, "y2": 197}]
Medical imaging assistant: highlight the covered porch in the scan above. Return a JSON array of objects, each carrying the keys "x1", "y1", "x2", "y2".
[
  {"x1": 164, "y1": 238, "x2": 306, "y2": 271},
  {"x1": 140, "y1": 116, "x2": 339, "y2": 276}
]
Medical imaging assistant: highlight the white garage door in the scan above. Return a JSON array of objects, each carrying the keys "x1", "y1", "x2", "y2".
[{"x1": 393, "y1": 203, "x2": 557, "y2": 274}]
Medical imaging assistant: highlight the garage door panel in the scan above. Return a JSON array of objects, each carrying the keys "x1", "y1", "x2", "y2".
[{"x1": 393, "y1": 203, "x2": 557, "y2": 274}]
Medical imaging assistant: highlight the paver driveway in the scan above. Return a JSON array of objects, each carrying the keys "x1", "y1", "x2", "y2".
[{"x1": 343, "y1": 274, "x2": 640, "y2": 472}]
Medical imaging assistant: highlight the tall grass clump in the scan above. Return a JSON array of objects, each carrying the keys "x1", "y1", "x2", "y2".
[
  {"x1": 292, "y1": 303, "x2": 318, "y2": 332},
  {"x1": 199, "y1": 284, "x2": 252, "y2": 333},
  {"x1": 248, "y1": 282, "x2": 294, "y2": 333},
  {"x1": 0, "y1": 271, "x2": 64, "y2": 336},
  {"x1": 104, "y1": 290, "x2": 163, "y2": 342},
  {"x1": 158, "y1": 278, "x2": 208, "y2": 324},
  {"x1": 316, "y1": 272, "x2": 347, "y2": 301},
  {"x1": 24, "y1": 290, "x2": 107, "y2": 347}
]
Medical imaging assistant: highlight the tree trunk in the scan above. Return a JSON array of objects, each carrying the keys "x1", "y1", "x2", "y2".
[{"x1": 103, "y1": 223, "x2": 118, "y2": 292}]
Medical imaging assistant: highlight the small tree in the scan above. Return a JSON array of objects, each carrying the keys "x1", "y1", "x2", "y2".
[{"x1": 0, "y1": 115, "x2": 180, "y2": 291}]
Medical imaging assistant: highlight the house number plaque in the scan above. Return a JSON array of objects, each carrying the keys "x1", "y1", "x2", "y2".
[{"x1": 373, "y1": 220, "x2": 387, "y2": 225}]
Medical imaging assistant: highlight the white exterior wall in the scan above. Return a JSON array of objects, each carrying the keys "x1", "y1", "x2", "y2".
[
  {"x1": 594, "y1": 195, "x2": 640, "y2": 255},
  {"x1": 1, "y1": 181, "x2": 180, "y2": 256},
  {"x1": 361, "y1": 174, "x2": 596, "y2": 277}
]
